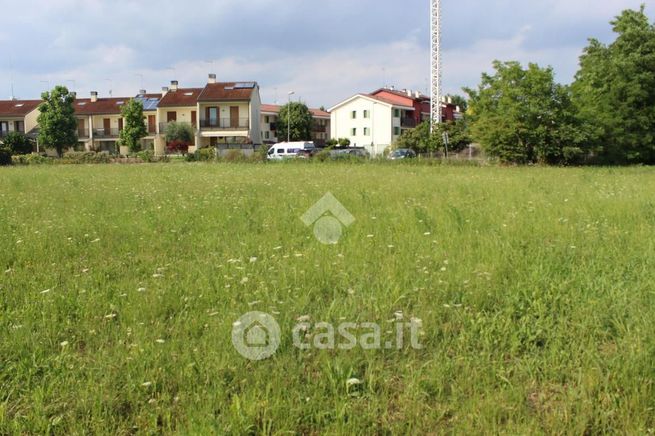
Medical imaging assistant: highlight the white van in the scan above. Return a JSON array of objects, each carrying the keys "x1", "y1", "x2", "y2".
[{"x1": 267, "y1": 142, "x2": 315, "y2": 160}]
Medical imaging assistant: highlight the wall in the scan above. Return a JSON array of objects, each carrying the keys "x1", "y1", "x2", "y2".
[{"x1": 331, "y1": 96, "x2": 394, "y2": 156}]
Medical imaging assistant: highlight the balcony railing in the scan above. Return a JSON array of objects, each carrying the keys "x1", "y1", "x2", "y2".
[
  {"x1": 200, "y1": 118, "x2": 249, "y2": 130},
  {"x1": 78, "y1": 129, "x2": 90, "y2": 138},
  {"x1": 93, "y1": 128, "x2": 120, "y2": 138},
  {"x1": 401, "y1": 117, "x2": 417, "y2": 128},
  {"x1": 270, "y1": 123, "x2": 277, "y2": 131},
  {"x1": 313, "y1": 125, "x2": 327, "y2": 133}
]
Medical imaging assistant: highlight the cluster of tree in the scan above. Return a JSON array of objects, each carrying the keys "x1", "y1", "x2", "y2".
[
  {"x1": 465, "y1": 6, "x2": 655, "y2": 165},
  {"x1": 276, "y1": 102, "x2": 313, "y2": 142},
  {"x1": 393, "y1": 119, "x2": 471, "y2": 155}
]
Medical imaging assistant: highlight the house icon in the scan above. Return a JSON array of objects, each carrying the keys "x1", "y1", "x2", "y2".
[{"x1": 245, "y1": 321, "x2": 270, "y2": 348}]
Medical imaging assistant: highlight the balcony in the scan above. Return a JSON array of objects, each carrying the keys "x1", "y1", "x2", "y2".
[
  {"x1": 78, "y1": 129, "x2": 90, "y2": 138},
  {"x1": 401, "y1": 117, "x2": 417, "y2": 128},
  {"x1": 93, "y1": 128, "x2": 120, "y2": 138},
  {"x1": 312, "y1": 125, "x2": 327, "y2": 133},
  {"x1": 200, "y1": 118, "x2": 249, "y2": 130},
  {"x1": 270, "y1": 122, "x2": 277, "y2": 131}
]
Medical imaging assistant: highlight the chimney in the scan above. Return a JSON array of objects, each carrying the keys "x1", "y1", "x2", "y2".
[
  {"x1": 208, "y1": 73, "x2": 217, "y2": 84},
  {"x1": 390, "y1": 86, "x2": 395, "y2": 91},
  {"x1": 406, "y1": 89, "x2": 412, "y2": 97},
  {"x1": 139, "y1": 89, "x2": 146, "y2": 95},
  {"x1": 170, "y1": 80, "x2": 178, "y2": 92},
  {"x1": 447, "y1": 96, "x2": 453, "y2": 104},
  {"x1": 455, "y1": 105, "x2": 461, "y2": 113},
  {"x1": 161, "y1": 86, "x2": 169, "y2": 97},
  {"x1": 91, "y1": 91, "x2": 98, "y2": 103},
  {"x1": 71, "y1": 92, "x2": 77, "y2": 99},
  {"x1": 415, "y1": 91, "x2": 421, "y2": 98}
]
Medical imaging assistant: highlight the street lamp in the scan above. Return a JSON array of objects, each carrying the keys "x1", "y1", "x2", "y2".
[{"x1": 287, "y1": 91, "x2": 295, "y2": 143}]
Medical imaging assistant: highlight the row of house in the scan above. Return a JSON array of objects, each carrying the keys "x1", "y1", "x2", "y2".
[{"x1": 0, "y1": 75, "x2": 461, "y2": 157}]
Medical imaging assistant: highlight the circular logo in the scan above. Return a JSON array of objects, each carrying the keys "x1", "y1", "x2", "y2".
[
  {"x1": 231, "y1": 312, "x2": 281, "y2": 361},
  {"x1": 313, "y1": 216, "x2": 343, "y2": 245}
]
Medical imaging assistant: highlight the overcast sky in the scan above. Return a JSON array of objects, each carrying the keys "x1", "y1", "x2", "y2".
[{"x1": 1, "y1": 0, "x2": 652, "y2": 107}]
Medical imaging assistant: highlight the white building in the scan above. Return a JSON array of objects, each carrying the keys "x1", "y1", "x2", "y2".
[{"x1": 328, "y1": 94, "x2": 416, "y2": 157}]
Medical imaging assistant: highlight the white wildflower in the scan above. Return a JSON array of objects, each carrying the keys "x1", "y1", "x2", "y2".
[
  {"x1": 41, "y1": 289, "x2": 51, "y2": 294},
  {"x1": 346, "y1": 378, "x2": 362, "y2": 388}
]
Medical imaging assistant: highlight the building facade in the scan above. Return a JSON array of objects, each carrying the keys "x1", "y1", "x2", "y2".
[
  {"x1": 260, "y1": 104, "x2": 331, "y2": 146},
  {"x1": 329, "y1": 87, "x2": 462, "y2": 156},
  {"x1": 0, "y1": 100, "x2": 41, "y2": 142}
]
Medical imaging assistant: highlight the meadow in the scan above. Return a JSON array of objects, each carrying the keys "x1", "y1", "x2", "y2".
[{"x1": 0, "y1": 162, "x2": 654, "y2": 434}]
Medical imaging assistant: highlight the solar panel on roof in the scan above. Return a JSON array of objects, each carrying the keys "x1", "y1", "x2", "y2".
[{"x1": 233, "y1": 82, "x2": 255, "y2": 89}]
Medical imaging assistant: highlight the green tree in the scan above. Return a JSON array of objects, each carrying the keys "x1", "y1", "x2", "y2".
[
  {"x1": 465, "y1": 61, "x2": 586, "y2": 164},
  {"x1": 37, "y1": 86, "x2": 78, "y2": 157},
  {"x1": 572, "y1": 6, "x2": 655, "y2": 164},
  {"x1": 2, "y1": 132, "x2": 34, "y2": 155},
  {"x1": 276, "y1": 102, "x2": 312, "y2": 142},
  {"x1": 446, "y1": 94, "x2": 468, "y2": 113},
  {"x1": 392, "y1": 120, "x2": 470, "y2": 155},
  {"x1": 164, "y1": 122, "x2": 195, "y2": 155},
  {"x1": 118, "y1": 99, "x2": 147, "y2": 154}
]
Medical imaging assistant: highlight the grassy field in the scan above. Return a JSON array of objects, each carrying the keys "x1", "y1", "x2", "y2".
[{"x1": 1, "y1": 162, "x2": 654, "y2": 434}]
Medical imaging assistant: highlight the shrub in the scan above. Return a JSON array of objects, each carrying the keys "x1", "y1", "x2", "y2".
[
  {"x1": 11, "y1": 153, "x2": 51, "y2": 165},
  {"x1": 166, "y1": 140, "x2": 189, "y2": 155},
  {"x1": 3, "y1": 132, "x2": 34, "y2": 155},
  {"x1": 0, "y1": 147, "x2": 12, "y2": 166},
  {"x1": 197, "y1": 147, "x2": 217, "y2": 162},
  {"x1": 136, "y1": 150, "x2": 156, "y2": 163},
  {"x1": 61, "y1": 151, "x2": 112, "y2": 164},
  {"x1": 315, "y1": 149, "x2": 332, "y2": 162}
]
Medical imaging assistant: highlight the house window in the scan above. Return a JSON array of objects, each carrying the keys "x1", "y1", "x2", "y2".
[
  {"x1": 394, "y1": 127, "x2": 401, "y2": 136},
  {"x1": 394, "y1": 109, "x2": 400, "y2": 118},
  {"x1": 265, "y1": 131, "x2": 270, "y2": 139},
  {"x1": 364, "y1": 127, "x2": 370, "y2": 136},
  {"x1": 351, "y1": 128, "x2": 357, "y2": 136},
  {"x1": 363, "y1": 110, "x2": 369, "y2": 119},
  {"x1": 351, "y1": 110, "x2": 357, "y2": 119},
  {"x1": 265, "y1": 116, "x2": 269, "y2": 123}
]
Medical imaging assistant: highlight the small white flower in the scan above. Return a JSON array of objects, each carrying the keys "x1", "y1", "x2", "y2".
[
  {"x1": 232, "y1": 320, "x2": 242, "y2": 327},
  {"x1": 346, "y1": 378, "x2": 362, "y2": 388},
  {"x1": 273, "y1": 246, "x2": 282, "y2": 251},
  {"x1": 137, "y1": 287, "x2": 146, "y2": 292},
  {"x1": 155, "y1": 339, "x2": 165, "y2": 344},
  {"x1": 141, "y1": 382, "x2": 152, "y2": 387},
  {"x1": 367, "y1": 234, "x2": 374, "y2": 238},
  {"x1": 60, "y1": 341, "x2": 69, "y2": 347},
  {"x1": 82, "y1": 268, "x2": 90, "y2": 273},
  {"x1": 240, "y1": 277, "x2": 249, "y2": 284},
  {"x1": 249, "y1": 257, "x2": 258, "y2": 263},
  {"x1": 424, "y1": 232, "x2": 431, "y2": 236},
  {"x1": 90, "y1": 239, "x2": 100, "y2": 243},
  {"x1": 105, "y1": 313, "x2": 117, "y2": 319},
  {"x1": 41, "y1": 289, "x2": 51, "y2": 294},
  {"x1": 296, "y1": 315, "x2": 311, "y2": 323},
  {"x1": 152, "y1": 274, "x2": 164, "y2": 278},
  {"x1": 4, "y1": 268, "x2": 11, "y2": 274}
]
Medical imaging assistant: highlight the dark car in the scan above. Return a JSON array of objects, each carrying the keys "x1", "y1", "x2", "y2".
[{"x1": 388, "y1": 149, "x2": 417, "y2": 160}]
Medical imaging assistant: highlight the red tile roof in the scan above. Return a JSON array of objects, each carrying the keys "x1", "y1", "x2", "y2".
[
  {"x1": 198, "y1": 82, "x2": 256, "y2": 102},
  {"x1": 73, "y1": 97, "x2": 130, "y2": 115},
  {"x1": 158, "y1": 88, "x2": 204, "y2": 108},
  {"x1": 0, "y1": 100, "x2": 41, "y2": 117},
  {"x1": 261, "y1": 104, "x2": 330, "y2": 118}
]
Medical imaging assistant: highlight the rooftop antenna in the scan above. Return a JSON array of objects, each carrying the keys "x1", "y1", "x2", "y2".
[
  {"x1": 66, "y1": 79, "x2": 76, "y2": 92},
  {"x1": 430, "y1": 0, "x2": 442, "y2": 131},
  {"x1": 136, "y1": 74, "x2": 144, "y2": 91},
  {"x1": 274, "y1": 87, "x2": 278, "y2": 105},
  {"x1": 10, "y1": 55, "x2": 16, "y2": 100},
  {"x1": 105, "y1": 78, "x2": 113, "y2": 97}
]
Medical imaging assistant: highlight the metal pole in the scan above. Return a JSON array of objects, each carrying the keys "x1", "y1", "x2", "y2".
[
  {"x1": 287, "y1": 91, "x2": 294, "y2": 142},
  {"x1": 430, "y1": 0, "x2": 442, "y2": 133}
]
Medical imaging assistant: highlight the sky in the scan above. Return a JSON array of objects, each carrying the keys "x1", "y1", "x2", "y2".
[{"x1": 1, "y1": 0, "x2": 652, "y2": 108}]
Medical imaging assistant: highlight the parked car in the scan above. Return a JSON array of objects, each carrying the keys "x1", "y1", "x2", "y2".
[
  {"x1": 267, "y1": 141, "x2": 316, "y2": 160},
  {"x1": 388, "y1": 148, "x2": 417, "y2": 160},
  {"x1": 328, "y1": 147, "x2": 370, "y2": 159}
]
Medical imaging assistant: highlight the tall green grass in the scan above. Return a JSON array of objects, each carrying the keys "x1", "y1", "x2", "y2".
[{"x1": 1, "y1": 163, "x2": 654, "y2": 434}]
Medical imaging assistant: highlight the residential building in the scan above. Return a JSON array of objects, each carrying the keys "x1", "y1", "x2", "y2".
[
  {"x1": 0, "y1": 99, "x2": 41, "y2": 142},
  {"x1": 329, "y1": 87, "x2": 461, "y2": 156},
  {"x1": 74, "y1": 91, "x2": 131, "y2": 153},
  {"x1": 156, "y1": 75, "x2": 262, "y2": 155},
  {"x1": 260, "y1": 104, "x2": 331, "y2": 146},
  {"x1": 196, "y1": 74, "x2": 262, "y2": 153}
]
